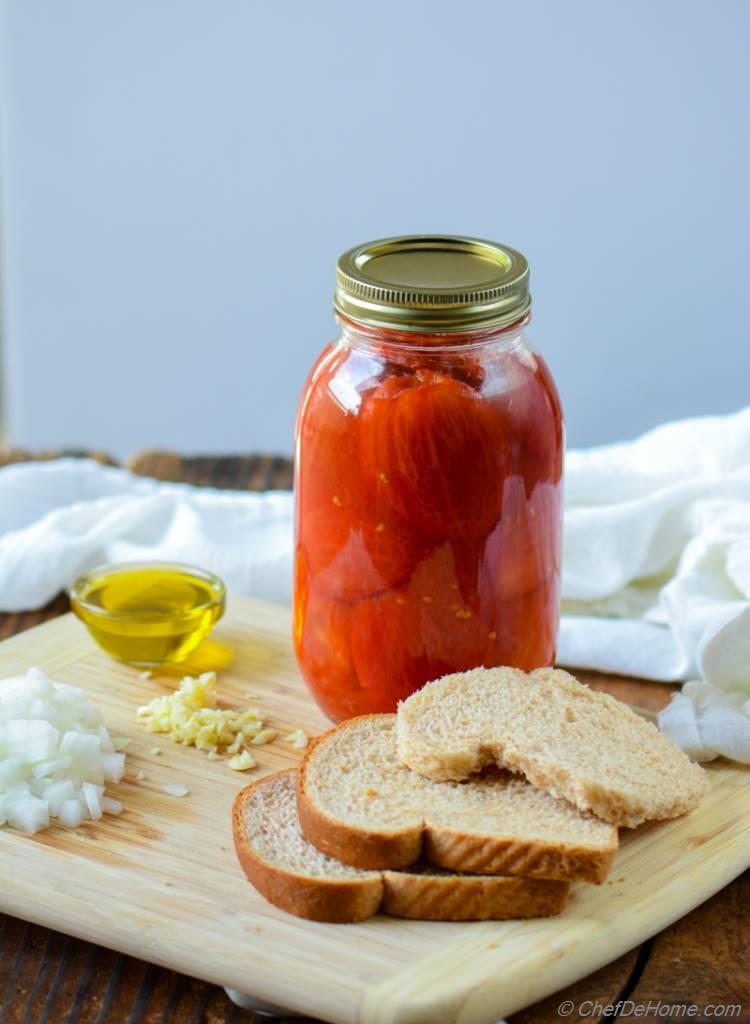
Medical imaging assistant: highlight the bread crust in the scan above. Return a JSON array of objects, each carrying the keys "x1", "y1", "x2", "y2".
[
  {"x1": 297, "y1": 730, "x2": 423, "y2": 870},
  {"x1": 423, "y1": 826, "x2": 614, "y2": 885},
  {"x1": 233, "y1": 770, "x2": 569, "y2": 923},
  {"x1": 381, "y1": 870, "x2": 568, "y2": 920},
  {"x1": 232, "y1": 778, "x2": 383, "y2": 923},
  {"x1": 296, "y1": 716, "x2": 617, "y2": 883}
]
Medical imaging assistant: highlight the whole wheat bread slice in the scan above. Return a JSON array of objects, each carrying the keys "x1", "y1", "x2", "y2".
[
  {"x1": 296, "y1": 715, "x2": 617, "y2": 884},
  {"x1": 232, "y1": 768, "x2": 569, "y2": 922},
  {"x1": 396, "y1": 667, "x2": 709, "y2": 828}
]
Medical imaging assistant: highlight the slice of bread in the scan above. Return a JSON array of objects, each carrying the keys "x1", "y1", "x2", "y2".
[
  {"x1": 396, "y1": 667, "x2": 709, "y2": 828},
  {"x1": 232, "y1": 768, "x2": 569, "y2": 922},
  {"x1": 296, "y1": 715, "x2": 617, "y2": 884}
]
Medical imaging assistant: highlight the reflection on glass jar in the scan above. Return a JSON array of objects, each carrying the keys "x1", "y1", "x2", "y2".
[{"x1": 294, "y1": 236, "x2": 563, "y2": 721}]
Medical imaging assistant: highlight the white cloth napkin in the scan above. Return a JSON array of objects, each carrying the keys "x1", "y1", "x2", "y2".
[
  {"x1": 560, "y1": 406, "x2": 750, "y2": 763},
  {"x1": 0, "y1": 460, "x2": 295, "y2": 608},
  {"x1": 0, "y1": 405, "x2": 748, "y2": 762}
]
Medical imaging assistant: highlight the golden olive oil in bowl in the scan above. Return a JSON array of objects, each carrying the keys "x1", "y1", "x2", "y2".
[{"x1": 70, "y1": 562, "x2": 226, "y2": 667}]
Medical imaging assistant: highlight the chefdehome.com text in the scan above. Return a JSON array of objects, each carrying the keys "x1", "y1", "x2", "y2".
[{"x1": 555, "y1": 999, "x2": 744, "y2": 1018}]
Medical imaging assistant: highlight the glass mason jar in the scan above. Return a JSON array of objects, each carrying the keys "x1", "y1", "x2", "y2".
[{"x1": 294, "y1": 236, "x2": 563, "y2": 722}]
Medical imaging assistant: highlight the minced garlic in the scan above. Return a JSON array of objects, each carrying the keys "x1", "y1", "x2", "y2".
[
  {"x1": 228, "y1": 751, "x2": 256, "y2": 772},
  {"x1": 284, "y1": 728, "x2": 309, "y2": 750},
  {"x1": 250, "y1": 728, "x2": 277, "y2": 746},
  {"x1": 136, "y1": 672, "x2": 264, "y2": 767}
]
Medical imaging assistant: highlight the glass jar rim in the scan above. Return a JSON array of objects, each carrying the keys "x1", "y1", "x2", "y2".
[{"x1": 337, "y1": 311, "x2": 531, "y2": 354}]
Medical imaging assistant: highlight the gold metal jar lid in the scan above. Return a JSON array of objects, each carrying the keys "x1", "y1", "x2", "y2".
[{"x1": 335, "y1": 235, "x2": 530, "y2": 333}]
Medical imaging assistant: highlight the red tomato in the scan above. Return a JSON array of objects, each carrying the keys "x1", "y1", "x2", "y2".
[
  {"x1": 348, "y1": 545, "x2": 493, "y2": 709},
  {"x1": 295, "y1": 350, "x2": 430, "y2": 598},
  {"x1": 292, "y1": 546, "x2": 311, "y2": 652},
  {"x1": 441, "y1": 353, "x2": 485, "y2": 390},
  {"x1": 525, "y1": 359, "x2": 564, "y2": 489},
  {"x1": 294, "y1": 578, "x2": 362, "y2": 721},
  {"x1": 384, "y1": 352, "x2": 485, "y2": 390},
  {"x1": 297, "y1": 363, "x2": 428, "y2": 601},
  {"x1": 349, "y1": 588, "x2": 452, "y2": 710},
  {"x1": 307, "y1": 517, "x2": 429, "y2": 604},
  {"x1": 481, "y1": 575, "x2": 560, "y2": 670},
  {"x1": 359, "y1": 370, "x2": 509, "y2": 541},
  {"x1": 407, "y1": 543, "x2": 488, "y2": 669},
  {"x1": 296, "y1": 354, "x2": 359, "y2": 582},
  {"x1": 480, "y1": 478, "x2": 562, "y2": 602},
  {"x1": 494, "y1": 354, "x2": 563, "y2": 492}
]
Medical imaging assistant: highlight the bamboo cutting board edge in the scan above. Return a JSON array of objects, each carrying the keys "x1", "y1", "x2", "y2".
[
  {"x1": 0, "y1": 600, "x2": 469, "y2": 1024},
  {"x1": 0, "y1": 597, "x2": 747, "y2": 1024},
  {"x1": 360, "y1": 759, "x2": 750, "y2": 1023}
]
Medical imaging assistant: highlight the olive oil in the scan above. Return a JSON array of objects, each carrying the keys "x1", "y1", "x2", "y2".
[{"x1": 71, "y1": 563, "x2": 225, "y2": 667}]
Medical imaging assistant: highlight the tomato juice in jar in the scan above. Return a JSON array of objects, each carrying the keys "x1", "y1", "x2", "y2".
[{"x1": 294, "y1": 236, "x2": 563, "y2": 721}]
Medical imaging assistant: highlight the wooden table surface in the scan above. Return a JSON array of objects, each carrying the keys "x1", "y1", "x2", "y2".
[{"x1": 0, "y1": 449, "x2": 747, "y2": 1024}]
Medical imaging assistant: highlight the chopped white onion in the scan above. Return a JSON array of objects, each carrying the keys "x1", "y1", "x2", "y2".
[
  {"x1": 0, "y1": 667, "x2": 127, "y2": 833},
  {"x1": 28, "y1": 698, "x2": 56, "y2": 721},
  {"x1": 5, "y1": 796, "x2": 49, "y2": 834},
  {"x1": 82, "y1": 782, "x2": 104, "y2": 821},
  {"x1": 5, "y1": 781, "x2": 33, "y2": 799},
  {"x1": 58, "y1": 799, "x2": 83, "y2": 828},
  {"x1": 162, "y1": 783, "x2": 190, "y2": 797},
  {"x1": 97, "y1": 726, "x2": 115, "y2": 753},
  {"x1": 0, "y1": 759, "x2": 23, "y2": 790},
  {"x1": 43, "y1": 780, "x2": 76, "y2": 815},
  {"x1": 5, "y1": 720, "x2": 59, "y2": 762},
  {"x1": 31, "y1": 756, "x2": 72, "y2": 779},
  {"x1": 99, "y1": 752, "x2": 126, "y2": 783},
  {"x1": 59, "y1": 731, "x2": 100, "y2": 763}
]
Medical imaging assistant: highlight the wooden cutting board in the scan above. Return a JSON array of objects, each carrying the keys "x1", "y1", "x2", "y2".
[{"x1": 0, "y1": 594, "x2": 747, "y2": 1024}]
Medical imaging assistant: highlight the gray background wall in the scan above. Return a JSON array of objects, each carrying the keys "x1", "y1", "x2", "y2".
[{"x1": 1, "y1": 0, "x2": 748, "y2": 460}]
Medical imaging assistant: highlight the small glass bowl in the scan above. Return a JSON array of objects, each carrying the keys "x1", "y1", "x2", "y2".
[{"x1": 70, "y1": 561, "x2": 226, "y2": 667}]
